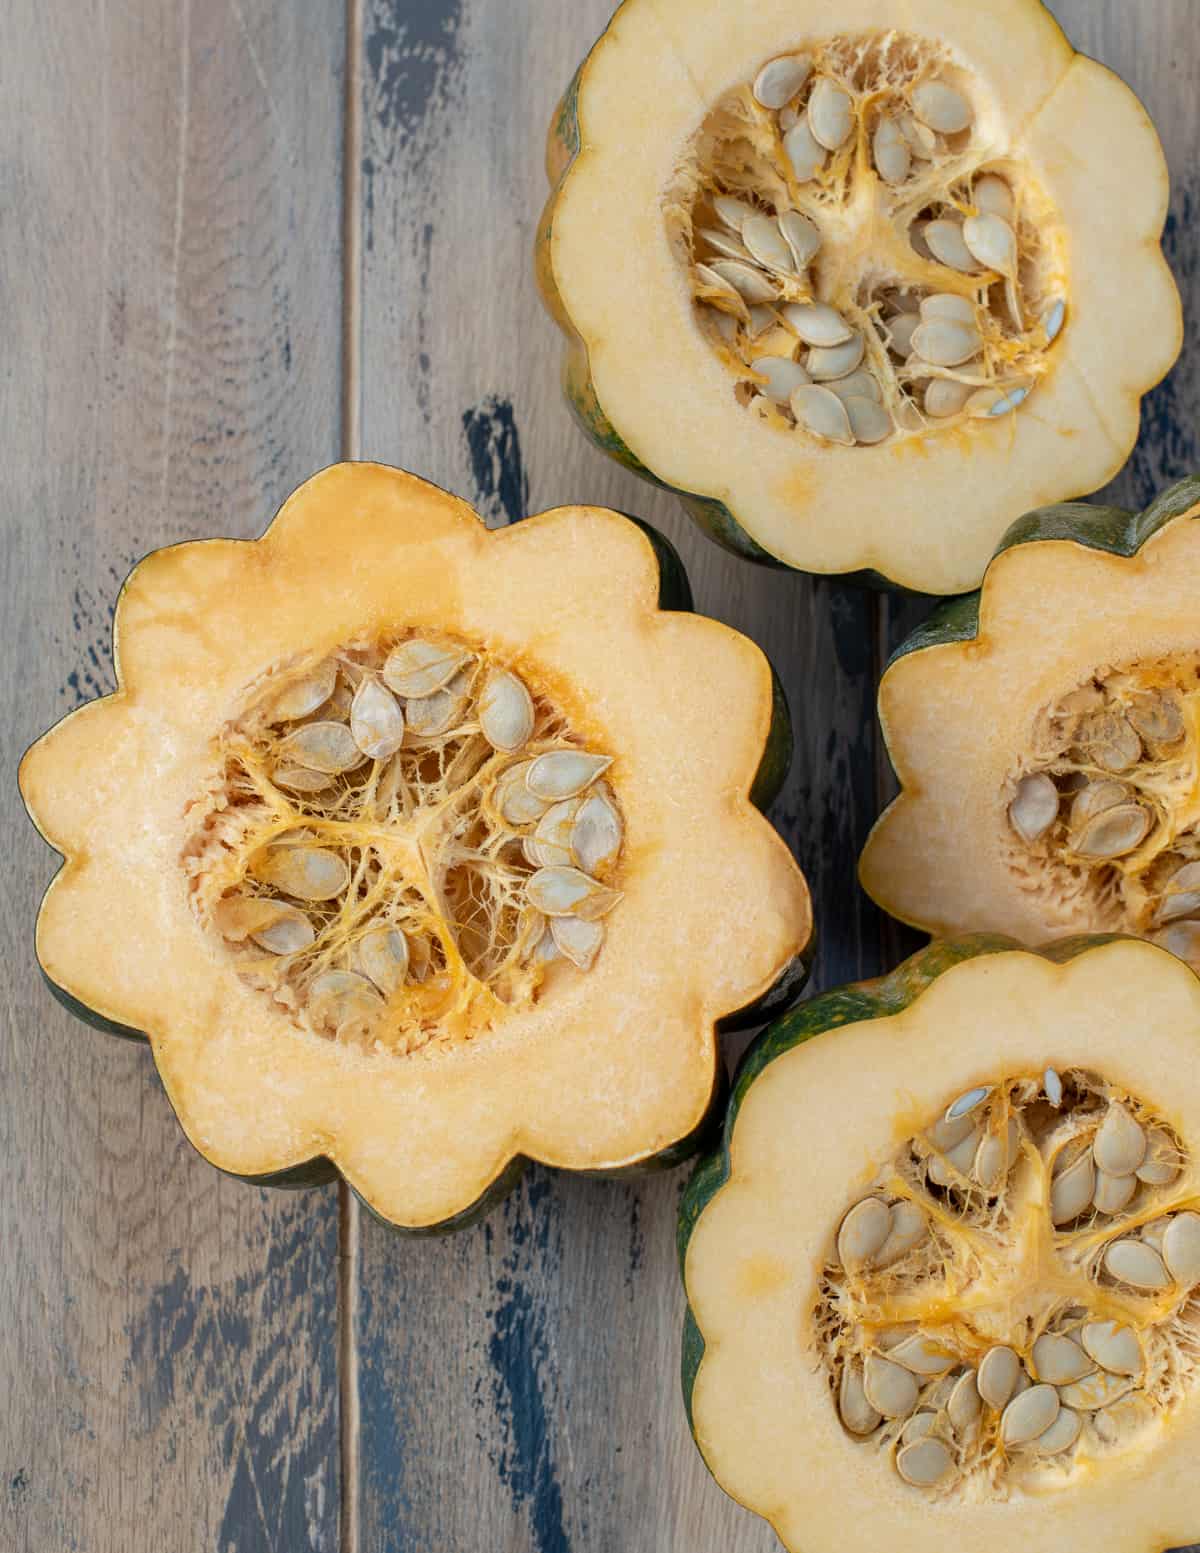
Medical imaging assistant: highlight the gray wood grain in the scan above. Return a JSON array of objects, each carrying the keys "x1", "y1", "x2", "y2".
[{"x1": 2, "y1": 3, "x2": 345, "y2": 1549}]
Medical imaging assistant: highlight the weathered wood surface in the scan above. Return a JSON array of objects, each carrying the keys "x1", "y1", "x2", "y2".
[
  {"x1": 4, "y1": 1, "x2": 1199, "y2": 1551},
  {"x1": 2, "y1": 3, "x2": 344, "y2": 1550}
]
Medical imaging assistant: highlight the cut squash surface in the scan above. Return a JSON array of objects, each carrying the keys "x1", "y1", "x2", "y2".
[
  {"x1": 862, "y1": 477, "x2": 1200, "y2": 972},
  {"x1": 20, "y1": 463, "x2": 812, "y2": 1229},
  {"x1": 680, "y1": 937, "x2": 1200, "y2": 1551},
  {"x1": 539, "y1": 0, "x2": 1180, "y2": 591}
]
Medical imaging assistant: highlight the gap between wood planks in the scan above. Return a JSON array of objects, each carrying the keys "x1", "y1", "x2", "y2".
[{"x1": 339, "y1": 1, "x2": 364, "y2": 1550}]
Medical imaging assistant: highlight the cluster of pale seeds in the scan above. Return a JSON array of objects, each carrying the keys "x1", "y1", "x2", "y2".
[
  {"x1": 818, "y1": 1070, "x2": 1200, "y2": 1494},
  {"x1": 682, "y1": 36, "x2": 1064, "y2": 445},
  {"x1": 1006, "y1": 667, "x2": 1200, "y2": 961},
  {"x1": 184, "y1": 634, "x2": 623, "y2": 1055}
]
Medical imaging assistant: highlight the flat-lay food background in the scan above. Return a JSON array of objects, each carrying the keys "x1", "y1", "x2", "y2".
[{"x1": 3, "y1": 2, "x2": 1198, "y2": 1549}]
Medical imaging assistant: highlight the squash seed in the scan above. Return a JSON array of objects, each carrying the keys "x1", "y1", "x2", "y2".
[
  {"x1": 928, "y1": 1111, "x2": 976, "y2": 1151},
  {"x1": 405, "y1": 673, "x2": 472, "y2": 737},
  {"x1": 709, "y1": 259, "x2": 778, "y2": 305},
  {"x1": 977, "y1": 1345, "x2": 1020, "y2": 1409},
  {"x1": 843, "y1": 396, "x2": 892, "y2": 446},
  {"x1": 1094, "y1": 1103, "x2": 1147, "y2": 1176},
  {"x1": 1080, "y1": 1321, "x2": 1142, "y2": 1377},
  {"x1": 1050, "y1": 1149, "x2": 1095, "y2": 1225},
  {"x1": 274, "y1": 764, "x2": 334, "y2": 794},
  {"x1": 807, "y1": 333, "x2": 865, "y2": 382},
  {"x1": 1000, "y1": 1384, "x2": 1059, "y2": 1446},
  {"x1": 808, "y1": 78, "x2": 854, "y2": 151},
  {"x1": 782, "y1": 302, "x2": 854, "y2": 348},
  {"x1": 947, "y1": 1370, "x2": 982, "y2": 1431},
  {"x1": 863, "y1": 1353, "x2": 920, "y2": 1418},
  {"x1": 713, "y1": 194, "x2": 756, "y2": 233},
  {"x1": 527, "y1": 750, "x2": 612, "y2": 801},
  {"x1": 782, "y1": 118, "x2": 826, "y2": 182},
  {"x1": 534, "y1": 799, "x2": 582, "y2": 869},
  {"x1": 923, "y1": 219, "x2": 980, "y2": 273},
  {"x1": 550, "y1": 914, "x2": 605, "y2": 971},
  {"x1": 965, "y1": 384, "x2": 1030, "y2": 418},
  {"x1": 1045, "y1": 1068, "x2": 1063, "y2": 1106},
  {"x1": 838, "y1": 1361, "x2": 882, "y2": 1436},
  {"x1": 752, "y1": 356, "x2": 812, "y2": 404},
  {"x1": 697, "y1": 226, "x2": 753, "y2": 263},
  {"x1": 778, "y1": 209, "x2": 822, "y2": 268},
  {"x1": 752, "y1": 53, "x2": 812, "y2": 110},
  {"x1": 1092, "y1": 1168, "x2": 1137, "y2": 1215},
  {"x1": 827, "y1": 370, "x2": 882, "y2": 405},
  {"x1": 277, "y1": 720, "x2": 363, "y2": 775},
  {"x1": 973, "y1": 174, "x2": 1014, "y2": 222},
  {"x1": 911, "y1": 81, "x2": 973, "y2": 135},
  {"x1": 527, "y1": 866, "x2": 621, "y2": 921},
  {"x1": 271, "y1": 659, "x2": 338, "y2": 721},
  {"x1": 572, "y1": 791, "x2": 623, "y2": 876},
  {"x1": 1103, "y1": 1238, "x2": 1171, "y2": 1290},
  {"x1": 1127, "y1": 690, "x2": 1185, "y2": 748},
  {"x1": 1009, "y1": 773, "x2": 1059, "y2": 843},
  {"x1": 911, "y1": 319, "x2": 982, "y2": 368},
  {"x1": 946, "y1": 1085, "x2": 992, "y2": 1122},
  {"x1": 383, "y1": 638, "x2": 469, "y2": 698},
  {"x1": 886, "y1": 312, "x2": 920, "y2": 357},
  {"x1": 309, "y1": 970, "x2": 384, "y2": 1028},
  {"x1": 790, "y1": 385, "x2": 855, "y2": 447},
  {"x1": 350, "y1": 677, "x2": 406, "y2": 761},
  {"x1": 895, "y1": 1436, "x2": 954, "y2": 1488},
  {"x1": 924, "y1": 378, "x2": 973, "y2": 418},
  {"x1": 900, "y1": 1411, "x2": 937, "y2": 1445},
  {"x1": 1033, "y1": 1406, "x2": 1081, "y2": 1455},
  {"x1": 875, "y1": 1200, "x2": 927, "y2": 1266},
  {"x1": 963, "y1": 214, "x2": 1017, "y2": 277},
  {"x1": 888, "y1": 1334, "x2": 956, "y2": 1376},
  {"x1": 1031, "y1": 1333, "x2": 1094, "y2": 1386},
  {"x1": 1070, "y1": 803, "x2": 1150, "y2": 860},
  {"x1": 1136, "y1": 1129, "x2": 1180, "y2": 1186},
  {"x1": 921, "y1": 293, "x2": 978, "y2": 326},
  {"x1": 1058, "y1": 1369, "x2": 1134, "y2": 1411},
  {"x1": 1163, "y1": 1212, "x2": 1200, "y2": 1286},
  {"x1": 478, "y1": 669, "x2": 535, "y2": 752},
  {"x1": 495, "y1": 762, "x2": 549, "y2": 826},
  {"x1": 742, "y1": 214, "x2": 797, "y2": 274},
  {"x1": 873, "y1": 116, "x2": 911, "y2": 185},
  {"x1": 256, "y1": 846, "x2": 350, "y2": 902},
  {"x1": 898, "y1": 111, "x2": 937, "y2": 157},
  {"x1": 358, "y1": 926, "x2": 410, "y2": 996},
  {"x1": 1070, "y1": 779, "x2": 1129, "y2": 826},
  {"x1": 837, "y1": 1197, "x2": 892, "y2": 1269}
]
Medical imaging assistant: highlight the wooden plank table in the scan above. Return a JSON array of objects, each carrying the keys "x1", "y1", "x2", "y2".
[{"x1": 2, "y1": 2, "x2": 1197, "y2": 1549}]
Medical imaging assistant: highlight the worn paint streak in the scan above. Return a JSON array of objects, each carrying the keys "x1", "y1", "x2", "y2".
[
  {"x1": 57, "y1": 561, "x2": 130, "y2": 706},
  {"x1": 483, "y1": 1171, "x2": 571, "y2": 1553},
  {"x1": 361, "y1": 0, "x2": 466, "y2": 254},
  {"x1": 462, "y1": 396, "x2": 530, "y2": 526},
  {"x1": 124, "y1": 1194, "x2": 338, "y2": 1552}
]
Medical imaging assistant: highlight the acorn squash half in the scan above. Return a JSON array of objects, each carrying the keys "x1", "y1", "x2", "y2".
[
  {"x1": 19, "y1": 463, "x2": 812, "y2": 1231},
  {"x1": 680, "y1": 934, "x2": 1200, "y2": 1552},
  {"x1": 861, "y1": 476, "x2": 1200, "y2": 971},
  {"x1": 537, "y1": 0, "x2": 1181, "y2": 592}
]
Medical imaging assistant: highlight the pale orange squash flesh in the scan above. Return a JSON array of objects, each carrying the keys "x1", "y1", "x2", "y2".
[{"x1": 19, "y1": 463, "x2": 812, "y2": 1229}]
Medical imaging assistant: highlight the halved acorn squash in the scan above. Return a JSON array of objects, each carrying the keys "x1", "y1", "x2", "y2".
[
  {"x1": 537, "y1": 0, "x2": 1181, "y2": 592},
  {"x1": 680, "y1": 934, "x2": 1200, "y2": 1552},
  {"x1": 19, "y1": 463, "x2": 812, "y2": 1231},
  {"x1": 861, "y1": 476, "x2": 1200, "y2": 971}
]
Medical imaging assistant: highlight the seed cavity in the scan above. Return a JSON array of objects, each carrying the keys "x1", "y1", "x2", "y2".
[{"x1": 190, "y1": 634, "x2": 625, "y2": 1054}]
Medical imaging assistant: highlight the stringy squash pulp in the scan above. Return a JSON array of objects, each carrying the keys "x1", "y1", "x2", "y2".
[
  {"x1": 19, "y1": 464, "x2": 812, "y2": 1229},
  {"x1": 680, "y1": 938, "x2": 1200, "y2": 1552},
  {"x1": 539, "y1": 0, "x2": 1180, "y2": 591}
]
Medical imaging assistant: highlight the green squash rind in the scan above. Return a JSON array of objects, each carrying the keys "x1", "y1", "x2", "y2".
[
  {"x1": 888, "y1": 476, "x2": 1200, "y2": 668},
  {"x1": 678, "y1": 932, "x2": 1124, "y2": 1434},
  {"x1": 24, "y1": 500, "x2": 805, "y2": 1228}
]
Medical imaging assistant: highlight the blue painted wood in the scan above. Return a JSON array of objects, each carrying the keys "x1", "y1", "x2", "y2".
[{"x1": 3, "y1": 2, "x2": 345, "y2": 1548}]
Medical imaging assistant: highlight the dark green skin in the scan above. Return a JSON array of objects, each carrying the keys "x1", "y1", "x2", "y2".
[
  {"x1": 677, "y1": 932, "x2": 1121, "y2": 1433},
  {"x1": 25, "y1": 502, "x2": 806, "y2": 1230},
  {"x1": 890, "y1": 475, "x2": 1200, "y2": 668}
]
